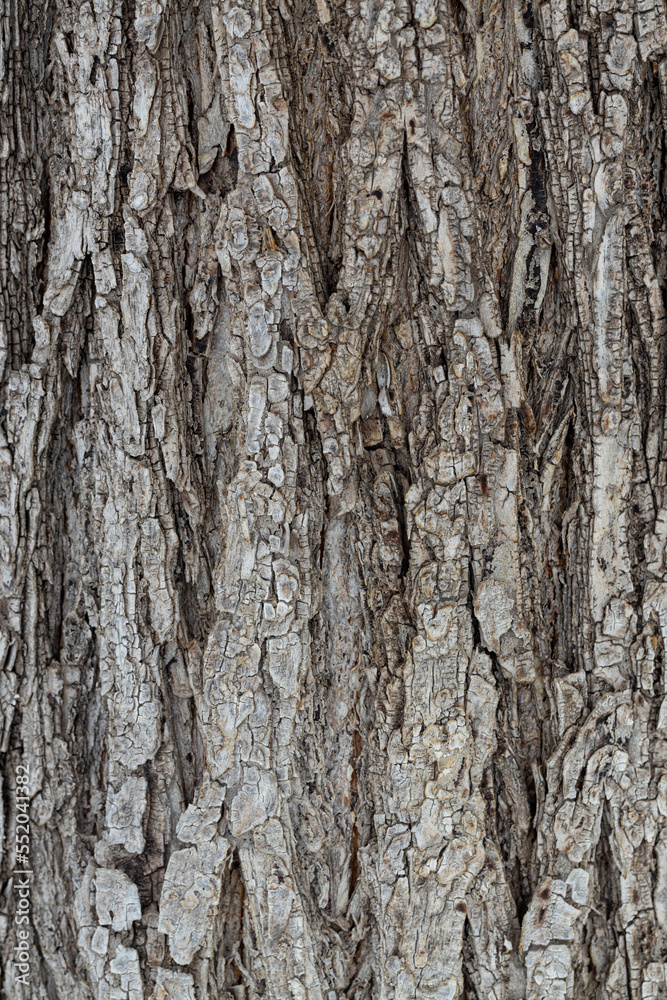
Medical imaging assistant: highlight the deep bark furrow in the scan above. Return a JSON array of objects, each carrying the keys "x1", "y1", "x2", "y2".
[{"x1": 2, "y1": 0, "x2": 667, "y2": 997}]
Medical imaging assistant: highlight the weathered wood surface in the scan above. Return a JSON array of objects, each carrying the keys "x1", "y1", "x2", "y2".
[{"x1": 1, "y1": 0, "x2": 667, "y2": 996}]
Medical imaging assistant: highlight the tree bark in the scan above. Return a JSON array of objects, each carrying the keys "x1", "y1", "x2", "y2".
[{"x1": 1, "y1": 0, "x2": 667, "y2": 997}]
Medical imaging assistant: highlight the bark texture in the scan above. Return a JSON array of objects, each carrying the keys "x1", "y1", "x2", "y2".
[{"x1": 2, "y1": 0, "x2": 667, "y2": 997}]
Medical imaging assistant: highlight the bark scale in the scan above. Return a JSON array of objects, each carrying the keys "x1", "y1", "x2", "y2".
[{"x1": 1, "y1": 0, "x2": 666, "y2": 998}]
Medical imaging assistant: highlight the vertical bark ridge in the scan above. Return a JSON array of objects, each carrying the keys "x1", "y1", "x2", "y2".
[{"x1": 3, "y1": 0, "x2": 667, "y2": 997}]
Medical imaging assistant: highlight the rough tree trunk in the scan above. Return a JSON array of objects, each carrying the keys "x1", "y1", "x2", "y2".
[{"x1": 1, "y1": 0, "x2": 667, "y2": 997}]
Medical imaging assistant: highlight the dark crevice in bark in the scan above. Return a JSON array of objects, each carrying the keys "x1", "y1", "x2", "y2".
[
  {"x1": 161, "y1": 647, "x2": 198, "y2": 807},
  {"x1": 349, "y1": 731, "x2": 361, "y2": 899},
  {"x1": 448, "y1": 0, "x2": 472, "y2": 47},
  {"x1": 652, "y1": 624, "x2": 665, "y2": 723},
  {"x1": 393, "y1": 470, "x2": 411, "y2": 585},
  {"x1": 35, "y1": 158, "x2": 51, "y2": 317},
  {"x1": 400, "y1": 136, "x2": 433, "y2": 309},
  {"x1": 220, "y1": 854, "x2": 245, "y2": 986},
  {"x1": 216, "y1": 871, "x2": 254, "y2": 1000},
  {"x1": 270, "y1": 0, "x2": 352, "y2": 305},
  {"x1": 461, "y1": 917, "x2": 480, "y2": 1000},
  {"x1": 108, "y1": 5, "x2": 134, "y2": 280},
  {"x1": 586, "y1": 20, "x2": 601, "y2": 117},
  {"x1": 199, "y1": 126, "x2": 239, "y2": 195},
  {"x1": 467, "y1": 560, "x2": 499, "y2": 674}
]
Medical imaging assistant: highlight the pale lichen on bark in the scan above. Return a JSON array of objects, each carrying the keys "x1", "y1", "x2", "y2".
[{"x1": 2, "y1": 0, "x2": 667, "y2": 996}]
